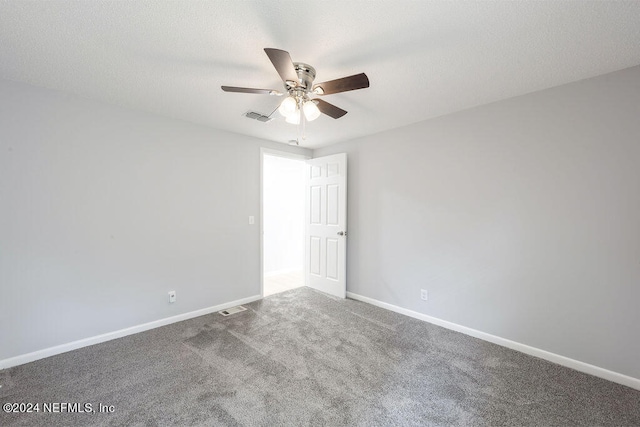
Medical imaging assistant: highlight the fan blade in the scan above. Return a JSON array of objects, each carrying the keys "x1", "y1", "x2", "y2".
[
  {"x1": 315, "y1": 99, "x2": 347, "y2": 119},
  {"x1": 221, "y1": 86, "x2": 282, "y2": 95},
  {"x1": 264, "y1": 48, "x2": 299, "y2": 86},
  {"x1": 313, "y1": 73, "x2": 369, "y2": 95}
]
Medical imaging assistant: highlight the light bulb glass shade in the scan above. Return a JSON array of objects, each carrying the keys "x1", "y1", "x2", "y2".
[
  {"x1": 278, "y1": 96, "x2": 297, "y2": 117},
  {"x1": 303, "y1": 100, "x2": 321, "y2": 121},
  {"x1": 285, "y1": 110, "x2": 300, "y2": 124}
]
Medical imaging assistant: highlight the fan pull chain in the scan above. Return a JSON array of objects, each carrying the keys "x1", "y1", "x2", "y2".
[
  {"x1": 297, "y1": 97, "x2": 306, "y2": 142},
  {"x1": 302, "y1": 107, "x2": 306, "y2": 140}
]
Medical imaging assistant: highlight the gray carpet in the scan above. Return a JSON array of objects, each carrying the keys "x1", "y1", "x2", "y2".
[{"x1": 1, "y1": 287, "x2": 639, "y2": 426}]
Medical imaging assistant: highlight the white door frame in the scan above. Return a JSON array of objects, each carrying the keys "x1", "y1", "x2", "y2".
[{"x1": 260, "y1": 148, "x2": 311, "y2": 298}]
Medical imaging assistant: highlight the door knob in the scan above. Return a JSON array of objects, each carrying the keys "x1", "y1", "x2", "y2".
[{"x1": 337, "y1": 231, "x2": 347, "y2": 236}]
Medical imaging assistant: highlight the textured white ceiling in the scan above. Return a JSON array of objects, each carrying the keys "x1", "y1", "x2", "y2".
[{"x1": 1, "y1": 1, "x2": 640, "y2": 148}]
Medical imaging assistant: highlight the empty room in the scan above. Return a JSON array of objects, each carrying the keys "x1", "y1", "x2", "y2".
[{"x1": 1, "y1": 1, "x2": 639, "y2": 426}]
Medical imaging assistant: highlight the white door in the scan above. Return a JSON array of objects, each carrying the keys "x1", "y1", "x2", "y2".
[{"x1": 305, "y1": 153, "x2": 347, "y2": 298}]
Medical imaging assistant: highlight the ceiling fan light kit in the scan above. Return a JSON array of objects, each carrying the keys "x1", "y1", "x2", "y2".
[
  {"x1": 285, "y1": 109, "x2": 301, "y2": 125},
  {"x1": 278, "y1": 95, "x2": 297, "y2": 117},
  {"x1": 221, "y1": 48, "x2": 370, "y2": 141},
  {"x1": 303, "y1": 99, "x2": 321, "y2": 121},
  {"x1": 278, "y1": 94, "x2": 321, "y2": 123}
]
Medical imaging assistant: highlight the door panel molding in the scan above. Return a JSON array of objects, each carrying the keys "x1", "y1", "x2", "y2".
[{"x1": 305, "y1": 153, "x2": 347, "y2": 298}]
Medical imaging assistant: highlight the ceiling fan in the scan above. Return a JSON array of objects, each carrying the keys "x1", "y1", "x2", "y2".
[{"x1": 221, "y1": 48, "x2": 370, "y2": 125}]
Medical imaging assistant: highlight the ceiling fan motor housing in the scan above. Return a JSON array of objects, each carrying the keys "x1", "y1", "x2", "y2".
[{"x1": 291, "y1": 62, "x2": 316, "y2": 91}]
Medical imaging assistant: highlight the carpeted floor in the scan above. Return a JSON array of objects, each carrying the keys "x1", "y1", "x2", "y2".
[{"x1": 1, "y1": 287, "x2": 639, "y2": 426}]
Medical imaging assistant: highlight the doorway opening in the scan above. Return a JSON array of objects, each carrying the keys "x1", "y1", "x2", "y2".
[{"x1": 262, "y1": 152, "x2": 307, "y2": 297}]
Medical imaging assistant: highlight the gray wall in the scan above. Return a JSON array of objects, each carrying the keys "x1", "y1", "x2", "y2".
[
  {"x1": 0, "y1": 79, "x2": 310, "y2": 360},
  {"x1": 314, "y1": 66, "x2": 640, "y2": 379}
]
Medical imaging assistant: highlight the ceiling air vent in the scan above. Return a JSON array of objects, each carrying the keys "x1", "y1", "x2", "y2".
[{"x1": 244, "y1": 111, "x2": 273, "y2": 123}]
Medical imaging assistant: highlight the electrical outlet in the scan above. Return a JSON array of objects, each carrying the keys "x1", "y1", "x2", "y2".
[
  {"x1": 168, "y1": 291, "x2": 176, "y2": 303},
  {"x1": 420, "y1": 289, "x2": 428, "y2": 301}
]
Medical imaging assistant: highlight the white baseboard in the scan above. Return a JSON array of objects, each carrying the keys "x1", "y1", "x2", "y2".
[
  {"x1": 346, "y1": 292, "x2": 640, "y2": 391},
  {"x1": 5, "y1": 292, "x2": 638, "y2": 392},
  {"x1": 0, "y1": 294, "x2": 262, "y2": 370}
]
